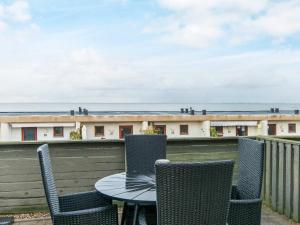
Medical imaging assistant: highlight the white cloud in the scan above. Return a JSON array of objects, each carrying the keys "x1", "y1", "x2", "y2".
[
  {"x1": 148, "y1": 0, "x2": 300, "y2": 47},
  {"x1": 253, "y1": 1, "x2": 300, "y2": 37},
  {"x1": 0, "y1": 0, "x2": 35, "y2": 36},
  {"x1": 6, "y1": 0, "x2": 31, "y2": 22},
  {"x1": 1, "y1": 47, "x2": 300, "y2": 102}
]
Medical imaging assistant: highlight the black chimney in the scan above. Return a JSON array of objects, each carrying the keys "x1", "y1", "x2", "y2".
[{"x1": 83, "y1": 108, "x2": 88, "y2": 115}]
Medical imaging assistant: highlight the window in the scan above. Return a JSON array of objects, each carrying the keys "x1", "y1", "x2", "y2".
[
  {"x1": 268, "y1": 124, "x2": 276, "y2": 135},
  {"x1": 95, "y1": 126, "x2": 104, "y2": 137},
  {"x1": 216, "y1": 126, "x2": 224, "y2": 137},
  {"x1": 180, "y1": 125, "x2": 189, "y2": 135},
  {"x1": 236, "y1": 126, "x2": 248, "y2": 136},
  {"x1": 22, "y1": 127, "x2": 37, "y2": 141},
  {"x1": 288, "y1": 124, "x2": 296, "y2": 133},
  {"x1": 119, "y1": 125, "x2": 133, "y2": 139},
  {"x1": 153, "y1": 125, "x2": 166, "y2": 135},
  {"x1": 53, "y1": 127, "x2": 64, "y2": 137}
]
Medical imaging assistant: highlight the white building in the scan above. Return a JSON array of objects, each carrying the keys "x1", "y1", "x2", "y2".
[{"x1": 0, "y1": 114, "x2": 300, "y2": 142}]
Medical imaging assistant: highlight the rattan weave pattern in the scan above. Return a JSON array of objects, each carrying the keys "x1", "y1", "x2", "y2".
[
  {"x1": 151, "y1": 160, "x2": 234, "y2": 225},
  {"x1": 228, "y1": 138, "x2": 264, "y2": 225},
  {"x1": 125, "y1": 135, "x2": 167, "y2": 175},
  {"x1": 37, "y1": 144, "x2": 118, "y2": 225}
]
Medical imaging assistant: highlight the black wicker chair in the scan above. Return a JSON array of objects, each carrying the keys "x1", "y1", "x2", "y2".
[
  {"x1": 122, "y1": 135, "x2": 167, "y2": 225},
  {"x1": 139, "y1": 159, "x2": 234, "y2": 225},
  {"x1": 37, "y1": 144, "x2": 118, "y2": 225},
  {"x1": 125, "y1": 134, "x2": 167, "y2": 176},
  {"x1": 0, "y1": 216, "x2": 14, "y2": 225},
  {"x1": 228, "y1": 138, "x2": 264, "y2": 225}
]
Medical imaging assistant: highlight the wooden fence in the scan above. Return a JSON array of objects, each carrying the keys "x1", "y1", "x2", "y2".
[
  {"x1": 258, "y1": 136, "x2": 300, "y2": 222},
  {"x1": 0, "y1": 138, "x2": 238, "y2": 213}
]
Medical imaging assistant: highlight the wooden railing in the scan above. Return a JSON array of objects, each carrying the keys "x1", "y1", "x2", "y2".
[
  {"x1": 3, "y1": 136, "x2": 300, "y2": 222},
  {"x1": 258, "y1": 136, "x2": 300, "y2": 222},
  {"x1": 0, "y1": 138, "x2": 238, "y2": 213}
]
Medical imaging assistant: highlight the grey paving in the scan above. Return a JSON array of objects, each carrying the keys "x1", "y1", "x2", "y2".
[{"x1": 12, "y1": 206, "x2": 300, "y2": 225}]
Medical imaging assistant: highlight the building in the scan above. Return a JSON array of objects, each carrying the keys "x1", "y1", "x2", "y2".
[{"x1": 0, "y1": 111, "x2": 300, "y2": 142}]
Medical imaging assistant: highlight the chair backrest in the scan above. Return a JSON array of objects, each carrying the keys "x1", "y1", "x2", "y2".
[
  {"x1": 125, "y1": 135, "x2": 166, "y2": 175},
  {"x1": 237, "y1": 138, "x2": 264, "y2": 199},
  {"x1": 155, "y1": 160, "x2": 234, "y2": 225},
  {"x1": 37, "y1": 144, "x2": 59, "y2": 217}
]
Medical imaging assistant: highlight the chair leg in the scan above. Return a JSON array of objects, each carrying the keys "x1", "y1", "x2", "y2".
[
  {"x1": 132, "y1": 204, "x2": 140, "y2": 225},
  {"x1": 121, "y1": 202, "x2": 128, "y2": 225}
]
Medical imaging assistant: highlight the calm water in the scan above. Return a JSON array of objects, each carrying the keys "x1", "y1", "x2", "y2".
[{"x1": 0, "y1": 103, "x2": 300, "y2": 112}]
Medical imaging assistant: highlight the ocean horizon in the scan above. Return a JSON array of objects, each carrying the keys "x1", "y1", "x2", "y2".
[{"x1": 0, "y1": 103, "x2": 300, "y2": 112}]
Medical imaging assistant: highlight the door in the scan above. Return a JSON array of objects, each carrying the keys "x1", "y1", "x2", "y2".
[
  {"x1": 216, "y1": 126, "x2": 224, "y2": 137},
  {"x1": 153, "y1": 125, "x2": 166, "y2": 135},
  {"x1": 22, "y1": 127, "x2": 37, "y2": 141},
  {"x1": 268, "y1": 124, "x2": 277, "y2": 135},
  {"x1": 119, "y1": 125, "x2": 133, "y2": 139},
  {"x1": 236, "y1": 126, "x2": 248, "y2": 136}
]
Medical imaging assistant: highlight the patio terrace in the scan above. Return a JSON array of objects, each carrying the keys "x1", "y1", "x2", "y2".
[{"x1": 1, "y1": 137, "x2": 300, "y2": 224}]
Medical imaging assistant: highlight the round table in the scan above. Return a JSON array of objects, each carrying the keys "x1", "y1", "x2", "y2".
[{"x1": 95, "y1": 172, "x2": 156, "y2": 225}]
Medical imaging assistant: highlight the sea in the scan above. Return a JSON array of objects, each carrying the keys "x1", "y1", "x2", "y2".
[{"x1": 0, "y1": 103, "x2": 300, "y2": 112}]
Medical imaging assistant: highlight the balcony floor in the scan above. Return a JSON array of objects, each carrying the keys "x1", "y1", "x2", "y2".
[{"x1": 7, "y1": 206, "x2": 299, "y2": 225}]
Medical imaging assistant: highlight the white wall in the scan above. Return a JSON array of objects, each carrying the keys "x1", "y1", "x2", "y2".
[
  {"x1": 84, "y1": 121, "x2": 209, "y2": 139},
  {"x1": 37, "y1": 127, "x2": 74, "y2": 141},
  {"x1": 84, "y1": 122, "x2": 143, "y2": 140},
  {"x1": 223, "y1": 126, "x2": 236, "y2": 137},
  {"x1": 10, "y1": 127, "x2": 21, "y2": 141},
  {"x1": 153, "y1": 122, "x2": 209, "y2": 138},
  {"x1": 9, "y1": 126, "x2": 75, "y2": 141},
  {"x1": 248, "y1": 126, "x2": 258, "y2": 136},
  {"x1": 269, "y1": 121, "x2": 300, "y2": 136}
]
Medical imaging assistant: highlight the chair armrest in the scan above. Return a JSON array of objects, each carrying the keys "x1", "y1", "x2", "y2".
[
  {"x1": 53, "y1": 205, "x2": 118, "y2": 225},
  {"x1": 228, "y1": 198, "x2": 262, "y2": 225},
  {"x1": 59, "y1": 190, "x2": 112, "y2": 212},
  {"x1": 138, "y1": 208, "x2": 149, "y2": 225},
  {"x1": 231, "y1": 185, "x2": 239, "y2": 199}
]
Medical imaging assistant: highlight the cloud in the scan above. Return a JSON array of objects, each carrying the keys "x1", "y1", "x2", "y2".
[
  {"x1": 146, "y1": 0, "x2": 300, "y2": 47},
  {"x1": 6, "y1": 0, "x2": 31, "y2": 22},
  {"x1": 0, "y1": 47, "x2": 300, "y2": 102},
  {"x1": 0, "y1": 0, "x2": 36, "y2": 35}
]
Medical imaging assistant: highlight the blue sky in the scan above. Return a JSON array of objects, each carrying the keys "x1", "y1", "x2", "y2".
[{"x1": 0, "y1": 0, "x2": 300, "y2": 103}]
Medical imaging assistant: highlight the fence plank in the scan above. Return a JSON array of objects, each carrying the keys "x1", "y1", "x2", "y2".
[
  {"x1": 285, "y1": 143, "x2": 292, "y2": 218},
  {"x1": 277, "y1": 142, "x2": 286, "y2": 214},
  {"x1": 271, "y1": 141, "x2": 279, "y2": 211},
  {"x1": 264, "y1": 140, "x2": 272, "y2": 205},
  {"x1": 293, "y1": 144, "x2": 300, "y2": 222}
]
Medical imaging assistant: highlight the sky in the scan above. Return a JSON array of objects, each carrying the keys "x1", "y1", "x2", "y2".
[{"x1": 0, "y1": 0, "x2": 300, "y2": 103}]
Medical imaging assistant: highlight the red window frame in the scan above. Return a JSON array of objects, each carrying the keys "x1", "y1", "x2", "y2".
[
  {"x1": 236, "y1": 126, "x2": 248, "y2": 136},
  {"x1": 22, "y1": 127, "x2": 37, "y2": 141},
  {"x1": 153, "y1": 125, "x2": 166, "y2": 135},
  {"x1": 53, "y1": 127, "x2": 64, "y2": 137},
  {"x1": 180, "y1": 125, "x2": 189, "y2": 135},
  {"x1": 119, "y1": 125, "x2": 133, "y2": 139},
  {"x1": 288, "y1": 124, "x2": 296, "y2": 133}
]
